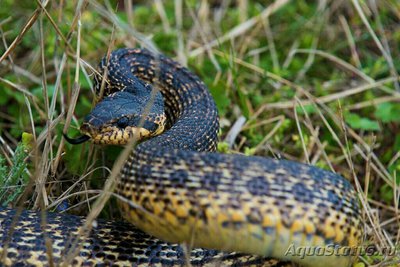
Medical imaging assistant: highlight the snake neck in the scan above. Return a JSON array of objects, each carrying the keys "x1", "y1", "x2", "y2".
[{"x1": 97, "y1": 48, "x2": 219, "y2": 152}]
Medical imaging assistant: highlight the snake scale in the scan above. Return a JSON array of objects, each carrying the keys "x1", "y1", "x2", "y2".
[{"x1": 0, "y1": 48, "x2": 362, "y2": 266}]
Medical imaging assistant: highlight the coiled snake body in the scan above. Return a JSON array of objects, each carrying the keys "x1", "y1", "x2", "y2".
[{"x1": 0, "y1": 48, "x2": 362, "y2": 266}]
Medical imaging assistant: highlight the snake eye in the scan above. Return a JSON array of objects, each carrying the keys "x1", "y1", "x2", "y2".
[{"x1": 117, "y1": 117, "x2": 129, "y2": 128}]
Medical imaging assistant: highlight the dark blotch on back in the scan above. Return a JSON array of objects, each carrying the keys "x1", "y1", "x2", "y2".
[{"x1": 246, "y1": 176, "x2": 271, "y2": 196}]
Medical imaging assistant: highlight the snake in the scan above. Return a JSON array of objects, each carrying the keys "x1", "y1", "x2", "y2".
[{"x1": 0, "y1": 48, "x2": 362, "y2": 267}]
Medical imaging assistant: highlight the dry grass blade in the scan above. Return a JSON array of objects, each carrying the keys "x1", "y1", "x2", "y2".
[
  {"x1": 0, "y1": 62, "x2": 41, "y2": 84},
  {"x1": 253, "y1": 116, "x2": 285, "y2": 154},
  {"x1": 187, "y1": 5, "x2": 221, "y2": 71},
  {"x1": 339, "y1": 15, "x2": 361, "y2": 69},
  {"x1": 261, "y1": 76, "x2": 400, "y2": 110},
  {"x1": 351, "y1": 0, "x2": 400, "y2": 91},
  {"x1": 46, "y1": 167, "x2": 110, "y2": 210},
  {"x1": 347, "y1": 95, "x2": 400, "y2": 110},
  {"x1": 0, "y1": 0, "x2": 50, "y2": 63},
  {"x1": 189, "y1": 0, "x2": 290, "y2": 57},
  {"x1": 89, "y1": 0, "x2": 159, "y2": 54},
  {"x1": 35, "y1": 0, "x2": 75, "y2": 53},
  {"x1": 262, "y1": 16, "x2": 279, "y2": 70},
  {"x1": 224, "y1": 116, "x2": 246, "y2": 148},
  {"x1": 0, "y1": 77, "x2": 35, "y2": 98},
  {"x1": 154, "y1": 0, "x2": 171, "y2": 33},
  {"x1": 294, "y1": 98, "x2": 310, "y2": 164},
  {"x1": 293, "y1": 49, "x2": 374, "y2": 83},
  {"x1": 174, "y1": 0, "x2": 186, "y2": 65}
]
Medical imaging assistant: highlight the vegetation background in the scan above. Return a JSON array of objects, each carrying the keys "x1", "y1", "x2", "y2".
[{"x1": 0, "y1": 0, "x2": 399, "y2": 266}]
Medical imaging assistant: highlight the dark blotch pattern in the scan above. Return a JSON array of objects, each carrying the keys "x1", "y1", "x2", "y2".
[{"x1": 0, "y1": 207, "x2": 287, "y2": 266}]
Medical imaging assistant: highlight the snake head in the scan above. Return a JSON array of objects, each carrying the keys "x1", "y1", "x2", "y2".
[{"x1": 65, "y1": 84, "x2": 166, "y2": 145}]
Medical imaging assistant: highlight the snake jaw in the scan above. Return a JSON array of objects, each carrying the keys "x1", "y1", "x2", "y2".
[
  {"x1": 91, "y1": 126, "x2": 152, "y2": 145},
  {"x1": 77, "y1": 103, "x2": 167, "y2": 145},
  {"x1": 83, "y1": 124, "x2": 162, "y2": 145},
  {"x1": 64, "y1": 115, "x2": 166, "y2": 146}
]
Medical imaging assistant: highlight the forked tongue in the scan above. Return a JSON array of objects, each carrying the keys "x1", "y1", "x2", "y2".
[{"x1": 63, "y1": 133, "x2": 90, "y2": 145}]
